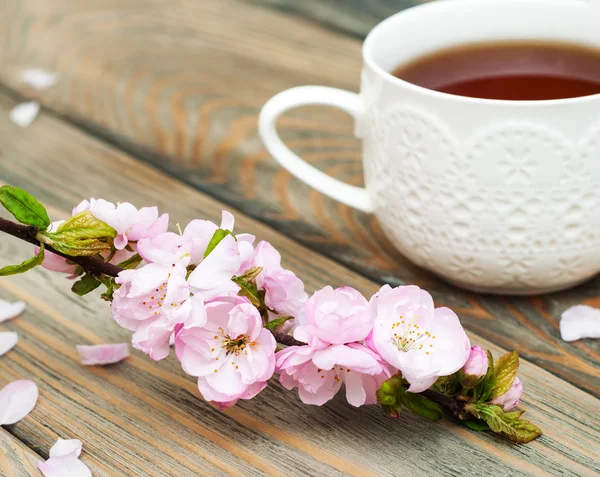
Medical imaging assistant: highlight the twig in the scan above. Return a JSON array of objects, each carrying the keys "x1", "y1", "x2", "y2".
[{"x1": 0, "y1": 216, "x2": 306, "y2": 347}]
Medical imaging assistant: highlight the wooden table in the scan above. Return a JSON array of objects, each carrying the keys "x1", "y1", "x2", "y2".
[{"x1": 0, "y1": 1, "x2": 598, "y2": 475}]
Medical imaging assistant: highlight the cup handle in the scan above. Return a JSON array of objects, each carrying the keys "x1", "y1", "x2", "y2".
[{"x1": 259, "y1": 86, "x2": 374, "y2": 213}]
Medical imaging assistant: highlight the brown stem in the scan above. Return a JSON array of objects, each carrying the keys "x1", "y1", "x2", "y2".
[{"x1": 0, "y1": 216, "x2": 306, "y2": 347}]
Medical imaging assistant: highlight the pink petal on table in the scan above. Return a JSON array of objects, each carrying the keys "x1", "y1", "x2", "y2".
[
  {"x1": 76, "y1": 343, "x2": 130, "y2": 366},
  {"x1": 560, "y1": 305, "x2": 600, "y2": 342},
  {"x1": 38, "y1": 453, "x2": 92, "y2": 477},
  {"x1": 0, "y1": 332, "x2": 18, "y2": 356},
  {"x1": 49, "y1": 439, "x2": 82, "y2": 458},
  {"x1": 0, "y1": 380, "x2": 38, "y2": 425},
  {"x1": 0, "y1": 300, "x2": 26, "y2": 323}
]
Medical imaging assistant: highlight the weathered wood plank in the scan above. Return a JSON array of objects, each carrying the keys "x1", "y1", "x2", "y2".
[
  {"x1": 0, "y1": 430, "x2": 42, "y2": 477},
  {"x1": 1, "y1": 0, "x2": 596, "y2": 399},
  {"x1": 246, "y1": 0, "x2": 423, "y2": 37},
  {"x1": 0, "y1": 93, "x2": 598, "y2": 475}
]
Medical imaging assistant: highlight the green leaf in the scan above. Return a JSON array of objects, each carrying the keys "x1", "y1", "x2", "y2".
[
  {"x1": 398, "y1": 389, "x2": 444, "y2": 421},
  {"x1": 71, "y1": 274, "x2": 101, "y2": 296},
  {"x1": 464, "y1": 420, "x2": 490, "y2": 432},
  {"x1": 38, "y1": 210, "x2": 116, "y2": 257},
  {"x1": 467, "y1": 403, "x2": 542, "y2": 443},
  {"x1": 491, "y1": 351, "x2": 519, "y2": 399},
  {"x1": 204, "y1": 229, "x2": 235, "y2": 258},
  {"x1": 264, "y1": 316, "x2": 293, "y2": 331},
  {"x1": 43, "y1": 238, "x2": 111, "y2": 257},
  {"x1": 0, "y1": 186, "x2": 50, "y2": 228},
  {"x1": 0, "y1": 243, "x2": 45, "y2": 276},
  {"x1": 474, "y1": 350, "x2": 496, "y2": 403},
  {"x1": 54, "y1": 210, "x2": 116, "y2": 239},
  {"x1": 232, "y1": 266, "x2": 263, "y2": 283},
  {"x1": 118, "y1": 253, "x2": 143, "y2": 270}
]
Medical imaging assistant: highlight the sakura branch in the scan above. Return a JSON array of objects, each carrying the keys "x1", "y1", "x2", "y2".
[{"x1": 0, "y1": 185, "x2": 542, "y2": 443}]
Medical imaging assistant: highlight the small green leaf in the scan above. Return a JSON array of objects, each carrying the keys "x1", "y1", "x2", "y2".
[
  {"x1": 233, "y1": 266, "x2": 263, "y2": 283},
  {"x1": 204, "y1": 229, "x2": 235, "y2": 258},
  {"x1": 511, "y1": 418, "x2": 543, "y2": 443},
  {"x1": 54, "y1": 210, "x2": 116, "y2": 239},
  {"x1": 0, "y1": 186, "x2": 50, "y2": 228},
  {"x1": 0, "y1": 243, "x2": 45, "y2": 276},
  {"x1": 474, "y1": 350, "x2": 496, "y2": 403},
  {"x1": 466, "y1": 403, "x2": 542, "y2": 443},
  {"x1": 118, "y1": 253, "x2": 143, "y2": 270},
  {"x1": 264, "y1": 316, "x2": 293, "y2": 331},
  {"x1": 491, "y1": 351, "x2": 519, "y2": 399},
  {"x1": 43, "y1": 237, "x2": 111, "y2": 257},
  {"x1": 38, "y1": 210, "x2": 116, "y2": 257},
  {"x1": 398, "y1": 389, "x2": 444, "y2": 421},
  {"x1": 464, "y1": 420, "x2": 490, "y2": 432},
  {"x1": 237, "y1": 281, "x2": 261, "y2": 308},
  {"x1": 71, "y1": 274, "x2": 101, "y2": 296}
]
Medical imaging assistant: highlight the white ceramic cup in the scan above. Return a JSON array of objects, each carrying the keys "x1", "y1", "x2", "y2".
[{"x1": 259, "y1": 0, "x2": 600, "y2": 295}]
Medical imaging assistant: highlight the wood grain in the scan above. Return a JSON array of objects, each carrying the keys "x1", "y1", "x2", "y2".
[
  {"x1": 0, "y1": 92, "x2": 598, "y2": 475},
  {"x1": 0, "y1": 0, "x2": 597, "y2": 400},
  {"x1": 0, "y1": 430, "x2": 42, "y2": 477},
  {"x1": 247, "y1": 0, "x2": 423, "y2": 37}
]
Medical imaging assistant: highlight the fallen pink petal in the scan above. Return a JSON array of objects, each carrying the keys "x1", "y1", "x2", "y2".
[
  {"x1": 38, "y1": 438, "x2": 91, "y2": 477},
  {"x1": 0, "y1": 331, "x2": 18, "y2": 356},
  {"x1": 49, "y1": 438, "x2": 82, "y2": 458},
  {"x1": 76, "y1": 343, "x2": 130, "y2": 366},
  {"x1": 0, "y1": 380, "x2": 38, "y2": 425},
  {"x1": 0, "y1": 299, "x2": 26, "y2": 323},
  {"x1": 560, "y1": 305, "x2": 600, "y2": 342}
]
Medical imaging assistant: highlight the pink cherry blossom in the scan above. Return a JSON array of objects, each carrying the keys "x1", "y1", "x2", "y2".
[
  {"x1": 462, "y1": 346, "x2": 488, "y2": 378},
  {"x1": 248, "y1": 241, "x2": 306, "y2": 328},
  {"x1": 491, "y1": 377, "x2": 523, "y2": 411},
  {"x1": 137, "y1": 232, "x2": 193, "y2": 266},
  {"x1": 73, "y1": 198, "x2": 168, "y2": 250},
  {"x1": 112, "y1": 263, "x2": 190, "y2": 360},
  {"x1": 276, "y1": 343, "x2": 390, "y2": 407},
  {"x1": 175, "y1": 296, "x2": 276, "y2": 408},
  {"x1": 370, "y1": 285, "x2": 470, "y2": 393},
  {"x1": 294, "y1": 286, "x2": 370, "y2": 349}
]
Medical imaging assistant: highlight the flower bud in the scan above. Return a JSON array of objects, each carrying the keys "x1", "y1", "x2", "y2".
[
  {"x1": 462, "y1": 346, "x2": 488, "y2": 378},
  {"x1": 491, "y1": 377, "x2": 523, "y2": 411}
]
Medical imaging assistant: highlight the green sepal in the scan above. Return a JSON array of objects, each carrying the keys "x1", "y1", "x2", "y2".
[
  {"x1": 467, "y1": 403, "x2": 542, "y2": 443},
  {"x1": 233, "y1": 266, "x2": 263, "y2": 283},
  {"x1": 382, "y1": 404, "x2": 402, "y2": 419},
  {"x1": 464, "y1": 420, "x2": 490, "y2": 432},
  {"x1": 0, "y1": 186, "x2": 50, "y2": 229},
  {"x1": 118, "y1": 253, "x2": 143, "y2": 270},
  {"x1": 376, "y1": 374, "x2": 403, "y2": 407},
  {"x1": 491, "y1": 350, "x2": 519, "y2": 399},
  {"x1": 71, "y1": 274, "x2": 102, "y2": 296},
  {"x1": 204, "y1": 229, "x2": 235, "y2": 258},
  {"x1": 100, "y1": 277, "x2": 118, "y2": 302},
  {"x1": 264, "y1": 316, "x2": 293, "y2": 331},
  {"x1": 0, "y1": 243, "x2": 45, "y2": 276},
  {"x1": 397, "y1": 389, "x2": 444, "y2": 421}
]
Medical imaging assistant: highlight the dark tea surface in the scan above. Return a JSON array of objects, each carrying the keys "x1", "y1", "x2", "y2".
[{"x1": 392, "y1": 41, "x2": 600, "y2": 100}]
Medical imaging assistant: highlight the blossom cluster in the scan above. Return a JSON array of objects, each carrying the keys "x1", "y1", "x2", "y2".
[{"x1": 39, "y1": 199, "x2": 523, "y2": 411}]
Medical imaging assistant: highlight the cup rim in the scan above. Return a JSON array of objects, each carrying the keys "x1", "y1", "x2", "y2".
[{"x1": 362, "y1": 0, "x2": 600, "y2": 107}]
